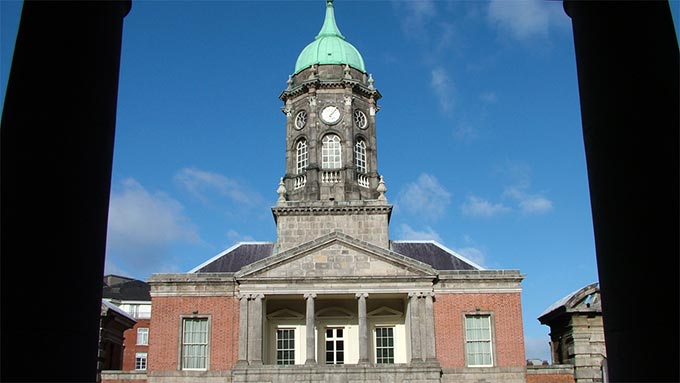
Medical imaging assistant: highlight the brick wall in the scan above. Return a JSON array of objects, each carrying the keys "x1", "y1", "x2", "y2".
[
  {"x1": 122, "y1": 319, "x2": 150, "y2": 371},
  {"x1": 148, "y1": 296, "x2": 238, "y2": 371},
  {"x1": 526, "y1": 365, "x2": 576, "y2": 383},
  {"x1": 434, "y1": 293, "x2": 525, "y2": 368}
]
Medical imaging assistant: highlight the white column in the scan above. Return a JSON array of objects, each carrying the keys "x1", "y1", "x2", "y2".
[
  {"x1": 237, "y1": 294, "x2": 249, "y2": 366},
  {"x1": 356, "y1": 292, "x2": 369, "y2": 364},
  {"x1": 304, "y1": 293, "x2": 317, "y2": 364}
]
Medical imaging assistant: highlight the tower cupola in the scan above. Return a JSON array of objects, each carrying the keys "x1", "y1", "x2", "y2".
[{"x1": 294, "y1": 0, "x2": 366, "y2": 74}]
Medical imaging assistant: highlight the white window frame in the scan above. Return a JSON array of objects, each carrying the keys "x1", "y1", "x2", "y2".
[
  {"x1": 180, "y1": 316, "x2": 210, "y2": 371},
  {"x1": 137, "y1": 327, "x2": 149, "y2": 346},
  {"x1": 354, "y1": 139, "x2": 367, "y2": 174},
  {"x1": 464, "y1": 314, "x2": 494, "y2": 367},
  {"x1": 324, "y1": 327, "x2": 345, "y2": 365},
  {"x1": 321, "y1": 135, "x2": 342, "y2": 169},
  {"x1": 135, "y1": 352, "x2": 147, "y2": 370},
  {"x1": 374, "y1": 326, "x2": 395, "y2": 364},
  {"x1": 276, "y1": 328, "x2": 296, "y2": 365},
  {"x1": 296, "y1": 139, "x2": 308, "y2": 174}
]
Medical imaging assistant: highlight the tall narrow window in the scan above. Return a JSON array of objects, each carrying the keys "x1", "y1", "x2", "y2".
[
  {"x1": 182, "y1": 318, "x2": 208, "y2": 370},
  {"x1": 375, "y1": 327, "x2": 394, "y2": 364},
  {"x1": 135, "y1": 352, "x2": 147, "y2": 370},
  {"x1": 465, "y1": 315, "x2": 493, "y2": 367},
  {"x1": 354, "y1": 139, "x2": 367, "y2": 174},
  {"x1": 296, "y1": 139, "x2": 308, "y2": 174},
  {"x1": 325, "y1": 328, "x2": 344, "y2": 364},
  {"x1": 137, "y1": 327, "x2": 149, "y2": 345},
  {"x1": 276, "y1": 328, "x2": 295, "y2": 365},
  {"x1": 321, "y1": 135, "x2": 342, "y2": 169}
]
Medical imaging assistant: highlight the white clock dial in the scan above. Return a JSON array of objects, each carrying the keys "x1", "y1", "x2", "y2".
[{"x1": 321, "y1": 105, "x2": 341, "y2": 124}]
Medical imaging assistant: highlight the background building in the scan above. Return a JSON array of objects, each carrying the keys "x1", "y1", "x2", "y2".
[{"x1": 102, "y1": 275, "x2": 152, "y2": 374}]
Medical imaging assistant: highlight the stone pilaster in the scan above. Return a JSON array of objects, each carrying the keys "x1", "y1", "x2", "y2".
[
  {"x1": 237, "y1": 294, "x2": 249, "y2": 366},
  {"x1": 304, "y1": 293, "x2": 317, "y2": 364},
  {"x1": 356, "y1": 292, "x2": 369, "y2": 364},
  {"x1": 247, "y1": 294, "x2": 264, "y2": 366},
  {"x1": 424, "y1": 292, "x2": 436, "y2": 362},
  {"x1": 408, "y1": 292, "x2": 423, "y2": 363}
]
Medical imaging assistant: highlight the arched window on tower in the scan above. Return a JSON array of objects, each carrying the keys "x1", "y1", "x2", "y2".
[
  {"x1": 296, "y1": 139, "x2": 308, "y2": 174},
  {"x1": 354, "y1": 139, "x2": 367, "y2": 174},
  {"x1": 322, "y1": 134, "x2": 342, "y2": 169}
]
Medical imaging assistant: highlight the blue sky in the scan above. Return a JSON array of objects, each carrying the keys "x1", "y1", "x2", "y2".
[{"x1": 3, "y1": 0, "x2": 679, "y2": 362}]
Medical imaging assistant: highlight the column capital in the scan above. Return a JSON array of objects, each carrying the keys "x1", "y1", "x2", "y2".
[
  {"x1": 355, "y1": 292, "x2": 369, "y2": 299},
  {"x1": 250, "y1": 293, "x2": 265, "y2": 300},
  {"x1": 304, "y1": 292, "x2": 317, "y2": 299}
]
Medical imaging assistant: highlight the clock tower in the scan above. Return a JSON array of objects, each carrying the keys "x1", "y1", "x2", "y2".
[{"x1": 273, "y1": 0, "x2": 391, "y2": 252}]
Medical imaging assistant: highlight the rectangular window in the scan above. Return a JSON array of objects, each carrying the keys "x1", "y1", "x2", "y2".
[
  {"x1": 182, "y1": 318, "x2": 208, "y2": 370},
  {"x1": 135, "y1": 352, "x2": 147, "y2": 370},
  {"x1": 465, "y1": 315, "x2": 493, "y2": 367},
  {"x1": 276, "y1": 328, "x2": 295, "y2": 365},
  {"x1": 325, "y1": 328, "x2": 344, "y2": 365},
  {"x1": 375, "y1": 327, "x2": 395, "y2": 364},
  {"x1": 137, "y1": 327, "x2": 149, "y2": 345}
]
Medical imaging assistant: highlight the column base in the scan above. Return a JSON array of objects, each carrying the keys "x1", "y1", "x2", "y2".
[{"x1": 305, "y1": 359, "x2": 317, "y2": 365}]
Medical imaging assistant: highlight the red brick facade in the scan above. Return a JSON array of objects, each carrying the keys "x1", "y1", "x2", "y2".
[
  {"x1": 122, "y1": 319, "x2": 150, "y2": 371},
  {"x1": 148, "y1": 296, "x2": 239, "y2": 371},
  {"x1": 434, "y1": 293, "x2": 526, "y2": 368},
  {"x1": 526, "y1": 372, "x2": 576, "y2": 383}
]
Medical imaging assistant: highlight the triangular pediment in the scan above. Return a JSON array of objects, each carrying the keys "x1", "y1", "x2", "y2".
[
  {"x1": 235, "y1": 231, "x2": 435, "y2": 279},
  {"x1": 368, "y1": 306, "x2": 402, "y2": 318},
  {"x1": 267, "y1": 308, "x2": 304, "y2": 320}
]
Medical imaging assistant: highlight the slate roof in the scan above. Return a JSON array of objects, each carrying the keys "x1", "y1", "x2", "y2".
[
  {"x1": 390, "y1": 241, "x2": 482, "y2": 271},
  {"x1": 189, "y1": 239, "x2": 481, "y2": 273},
  {"x1": 191, "y1": 242, "x2": 275, "y2": 273},
  {"x1": 539, "y1": 282, "x2": 600, "y2": 322},
  {"x1": 102, "y1": 277, "x2": 151, "y2": 301}
]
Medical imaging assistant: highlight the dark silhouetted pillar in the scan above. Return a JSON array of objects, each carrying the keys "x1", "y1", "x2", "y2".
[
  {"x1": 1, "y1": 1, "x2": 131, "y2": 381},
  {"x1": 563, "y1": 1, "x2": 678, "y2": 382}
]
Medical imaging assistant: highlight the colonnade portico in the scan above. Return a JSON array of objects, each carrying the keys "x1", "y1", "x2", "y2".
[{"x1": 236, "y1": 290, "x2": 438, "y2": 366}]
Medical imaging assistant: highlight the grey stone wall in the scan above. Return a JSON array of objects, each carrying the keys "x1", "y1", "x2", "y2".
[
  {"x1": 273, "y1": 201, "x2": 391, "y2": 252},
  {"x1": 441, "y1": 367, "x2": 526, "y2": 383},
  {"x1": 231, "y1": 364, "x2": 441, "y2": 383}
]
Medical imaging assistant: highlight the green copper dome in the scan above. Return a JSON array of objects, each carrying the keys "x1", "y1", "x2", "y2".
[{"x1": 294, "y1": 0, "x2": 366, "y2": 74}]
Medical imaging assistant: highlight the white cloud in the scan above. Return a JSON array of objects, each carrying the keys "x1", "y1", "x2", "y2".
[
  {"x1": 395, "y1": 224, "x2": 442, "y2": 242},
  {"x1": 479, "y1": 91, "x2": 498, "y2": 104},
  {"x1": 226, "y1": 229, "x2": 255, "y2": 244},
  {"x1": 174, "y1": 167, "x2": 262, "y2": 207},
  {"x1": 106, "y1": 178, "x2": 200, "y2": 278},
  {"x1": 453, "y1": 123, "x2": 478, "y2": 142},
  {"x1": 461, "y1": 195, "x2": 511, "y2": 218},
  {"x1": 397, "y1": 173, "x2": 452, "y2": 221},
  {"x1": 430, "y1": 67, "x2": 455, "y2": 112},
  {"x1": 455, "y1": 246, "x2": 487, "y2": 268},
  {"x1": 525, "y1": 335, "x2": 552, "y2": 362},
  {"x1": 487, "y1": 0, "x2": 551, "y2": 41},
  {"x1": 395, "y1": 0, "x2": 436, "y2": 38},
  {"x1": 504, "y1": 186, "x2": 553, "y2": 215}
]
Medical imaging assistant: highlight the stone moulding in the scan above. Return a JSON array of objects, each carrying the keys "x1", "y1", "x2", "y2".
[{"x1": 272, "y1": 204, "x2": 392, "y2": 217}]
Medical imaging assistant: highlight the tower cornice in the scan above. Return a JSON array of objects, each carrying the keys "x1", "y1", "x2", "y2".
[{"x1": 280, "y1": 79, "x2": 381, "y2": 102}]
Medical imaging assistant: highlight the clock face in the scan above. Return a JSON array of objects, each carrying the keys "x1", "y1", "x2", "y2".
[
  {"x1": 294, "y1": 111, "x2": 307, "y2": 130},
  {"x1": 354, "y1": 110, "x2": 367, "y2": 129},
  {"x1": 321, "y1": 105, "x2": 341, "y2": 124}
]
